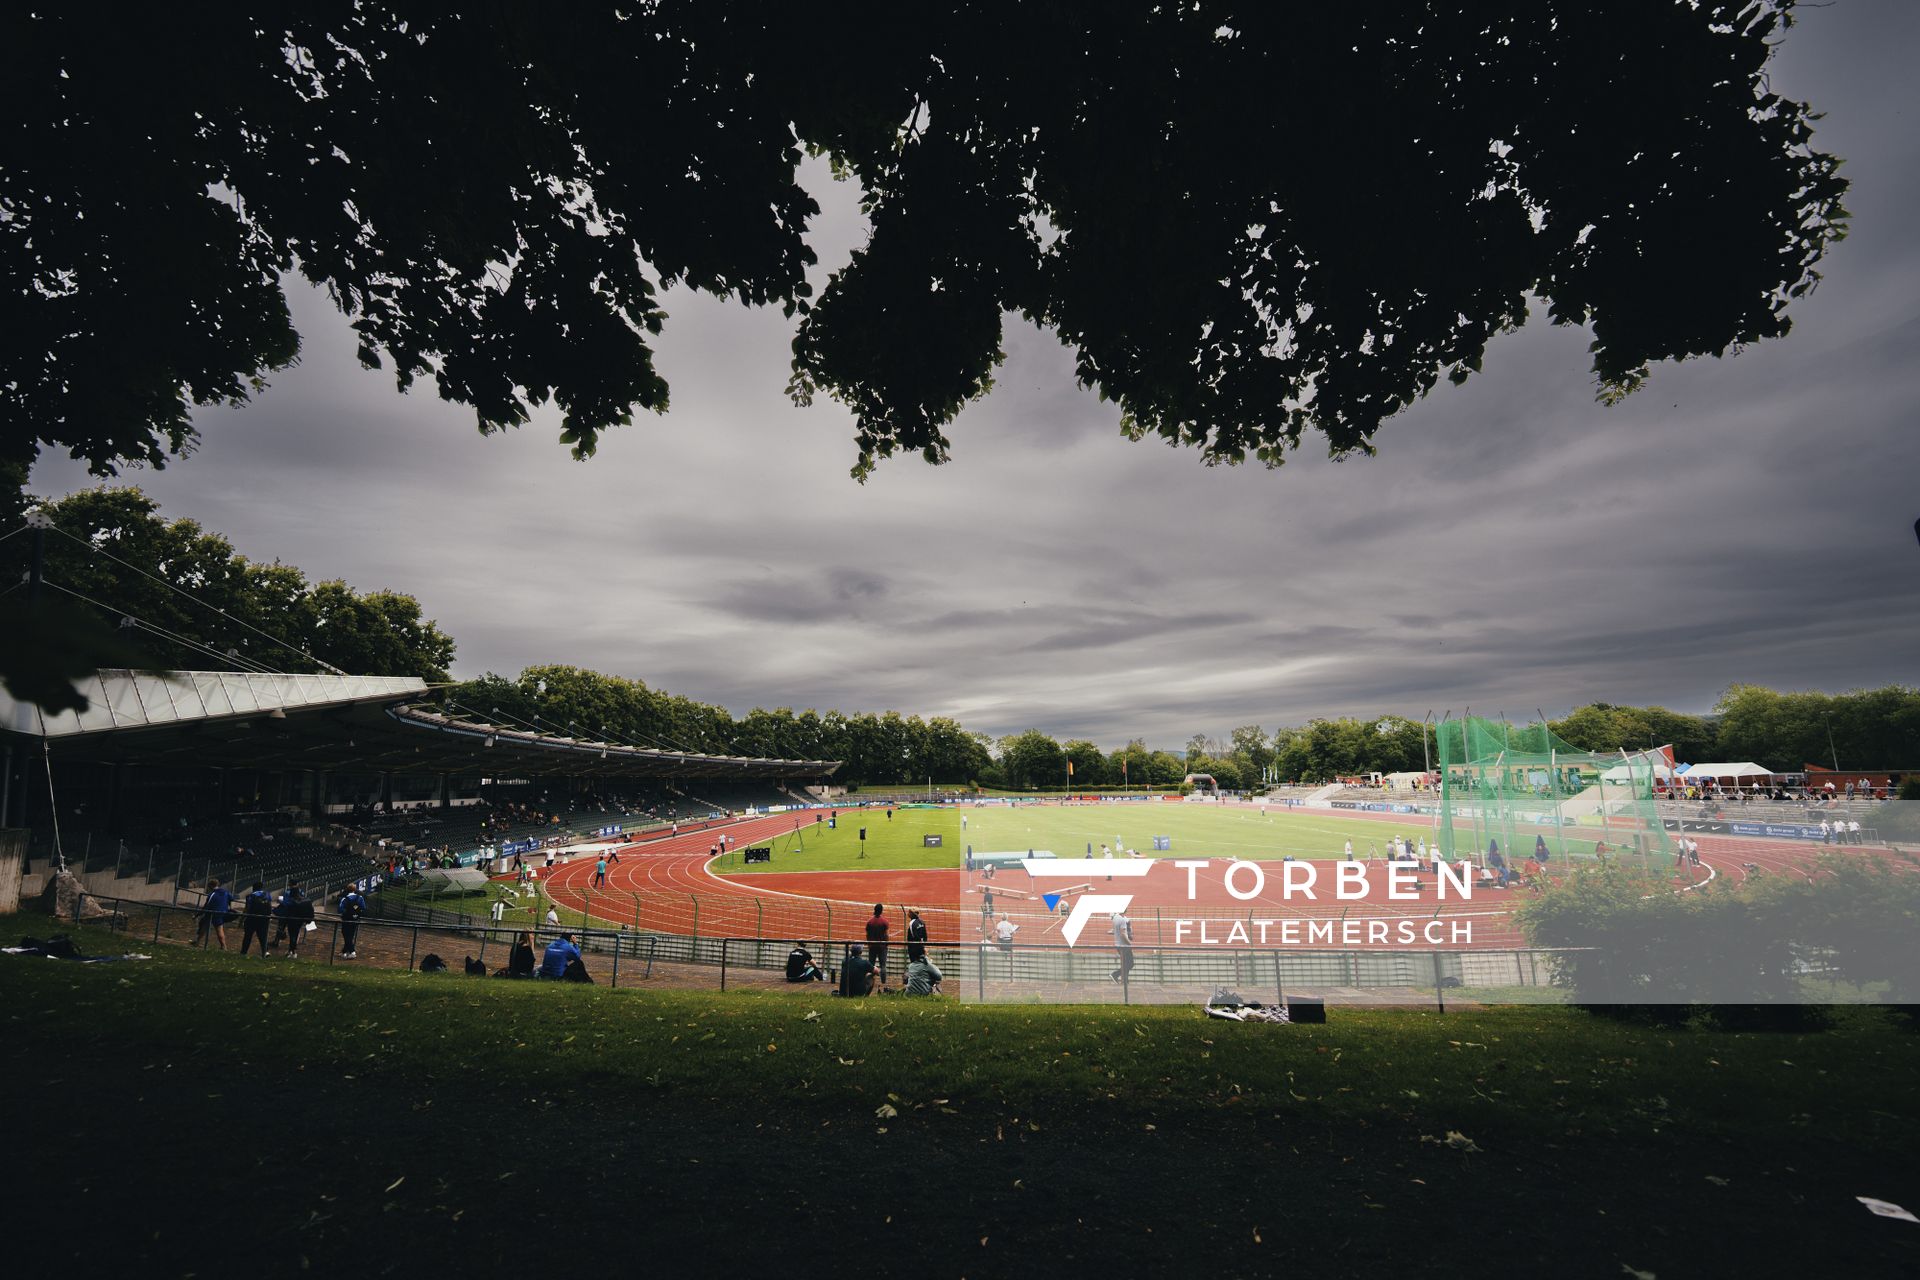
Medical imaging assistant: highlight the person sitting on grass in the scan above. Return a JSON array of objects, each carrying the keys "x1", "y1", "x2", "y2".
[
  {"x1": 504, "y1": 931, "x2": 537, "y2": 978},
  {"x1": 904, "y1": 952, "x2": 943, "y2": 996},
  {"x1": 539, "y1": 931, "x2": 582, "y2": 979},
  {"x1": 786, "y1": 943, "x2": 825, "y2": 983},
  {"x1": 838, "y1": 943, "x2": 875, "y2": 997}
]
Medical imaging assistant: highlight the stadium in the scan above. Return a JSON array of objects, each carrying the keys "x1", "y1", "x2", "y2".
[
  {"x1": 7, "y1": 5, "x2": 1920, "y2": 1277},
  {"x1": 4, "y1": 665, "x2": 1901, "y2": 1006}
]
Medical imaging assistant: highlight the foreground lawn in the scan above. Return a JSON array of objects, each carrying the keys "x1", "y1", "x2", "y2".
[{"x1": 6, "y1": 916, "x2": 1918, "y2": 1277}]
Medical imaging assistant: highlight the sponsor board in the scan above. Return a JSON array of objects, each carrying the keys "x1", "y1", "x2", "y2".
[{"x1": 1729, "y1": 821, "x2": 1832, "y2": 840}]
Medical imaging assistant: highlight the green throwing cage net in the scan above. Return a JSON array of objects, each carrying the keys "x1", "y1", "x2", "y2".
[{"x1": 1433, "y1": 716, "x2": 1671, "y2": 873}]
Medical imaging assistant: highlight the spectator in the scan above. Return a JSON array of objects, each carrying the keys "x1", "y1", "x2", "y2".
[
  {"x1": 838, "y1": 943, "x2": 875, "y2": 997},
  {"x1": 905, "y1": 908, "x2": 928, "y2": 964},
  {"x1": 786, "y1": 943, "x2": 825, "y2": 983},
  {"x1": 277, "y1": 886, "x2": 314, "y2": 957},
  {"x1": 995, "y1": 916, "x2": 1018, "y2": 951},
  {"x1": 865, "y1": 904, "x2": 892, "y2": 988},
  {"x1": 337, "y1": 885, "x2": 367, "y2": 959},
  {"x1": 239, "y1": 881, "x2": 272, "y2": 956},
  {"x1": 507, "y1": 931, "x2": 537, "y2": 978},
  {"x1": 540, "y1": 932, "x2": 582, "y2": 979},
  {"x1": 1110, "y1": 909, "x2": 1135, "y2": 985},
  {"x1": 271, "y1": 888, "x2": 296, "y2": 952},
  {"x1": 904, "y1": 952, "x2": 943, "y2": 996},
  {"x1": 198, "y1": 879, "x2": 233, "y2": 950}
]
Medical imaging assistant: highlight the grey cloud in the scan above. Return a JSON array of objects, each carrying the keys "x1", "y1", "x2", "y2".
[{"x1": 26, "y1": 3, "x2": 1920, "y2": 750}]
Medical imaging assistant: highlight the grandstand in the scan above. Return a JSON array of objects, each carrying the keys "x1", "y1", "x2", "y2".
[{"x1": 1, "y1": 669, "x2": 841, "y2": 901}]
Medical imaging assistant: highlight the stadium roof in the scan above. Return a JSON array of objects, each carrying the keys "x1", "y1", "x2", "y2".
[{"x1": 1, "y1": 670, "x2": 840, "y2": 780}]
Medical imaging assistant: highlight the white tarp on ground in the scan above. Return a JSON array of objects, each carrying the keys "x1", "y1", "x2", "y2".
[
  {"x1": 1677, "y1": 762, "x2": 1775, "y2": 780},
  {"x1": 416, "y1": 868, "x2": 491, "y2": 893}
]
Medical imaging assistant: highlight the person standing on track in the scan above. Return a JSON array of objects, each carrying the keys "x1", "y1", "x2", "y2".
[
  {"x1": 865, "y1": 904, "x2": 892, "y2": 988},
  {"x1": 593, "y1": 856, "x2": 608, "y2": 888}
]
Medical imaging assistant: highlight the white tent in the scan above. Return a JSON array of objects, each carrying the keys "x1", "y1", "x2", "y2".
[
  {"x1": 1677, "y1": 762, "x2": 1774, "y2": 782},
  {"x1": 1601, "y1": 750, "x2": 1676, "y2": 784}
]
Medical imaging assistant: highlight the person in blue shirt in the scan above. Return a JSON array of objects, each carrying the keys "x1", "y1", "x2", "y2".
[
  {"x1": 240, "y1": 882, "x2": 273, "y2": 956},
  {"x1": 199, "y1": 879, "x2": 233, "y2": 950},
  {"x1": 337, "y1": 887, "x2": 367, "y2": 959},
  {"x1": 540, "y1": 932, "x2": 583, "y2": 979}
]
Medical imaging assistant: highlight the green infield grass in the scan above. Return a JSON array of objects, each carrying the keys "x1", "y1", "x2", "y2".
[{"x1": 721, "y1": 803, "x2": 1452, "y2": 874}]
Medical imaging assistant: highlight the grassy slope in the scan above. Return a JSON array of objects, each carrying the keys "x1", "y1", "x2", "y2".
[
  {"x1": 6, "y1": 916, "x2": 1918, "y2": 1278},
  {"x1": 719, "y1": 805, "x2": 1457, "y2": 875}
]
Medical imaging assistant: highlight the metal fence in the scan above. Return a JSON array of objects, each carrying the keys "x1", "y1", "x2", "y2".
[
  {"x1": 70, "y1": 892, "x2": 661, "y2": 988},
  {"x1": 64, "y1": 892, "x2": 1577, "y2": 1008},
  {"x1": 374, "y1": 881, "x2": 1532, "y2": 952}
]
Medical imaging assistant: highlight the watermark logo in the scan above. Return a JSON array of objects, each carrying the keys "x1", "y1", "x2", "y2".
[{"x1": 1022, "y1": 860, "x2": 1150, "y2": 946}]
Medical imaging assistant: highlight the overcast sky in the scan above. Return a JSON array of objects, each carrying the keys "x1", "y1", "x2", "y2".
[{"x1": 28, "y1": 1, "x2": 1920, "y2": 749}]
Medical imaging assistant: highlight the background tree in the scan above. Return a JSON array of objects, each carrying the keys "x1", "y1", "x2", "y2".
[
  {"x1": 1550, "y1": 703, "x2": 1717, "y2": 762},
  {"x1": 1230, "y1": 725, "x2": 1274, "y2": 781},
  {"x1": 997, "y1": 730, "x2": 1067, "y2": 791},
  {"x1": 1061, "y1": 739, "x2": 1108, "y2": 788},
  {"x1": 0, "y1": 487, "x2": 455, "y2": 684}
]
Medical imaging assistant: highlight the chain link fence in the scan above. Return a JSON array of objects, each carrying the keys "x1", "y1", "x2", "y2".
[{"x1": 57, "y1": 891, "x2": 1576, "y2": 1007}]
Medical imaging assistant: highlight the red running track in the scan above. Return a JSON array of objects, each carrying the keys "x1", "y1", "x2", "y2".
[{"x1": 529, "y1": 804, "x2": 1880, "y2": 950}]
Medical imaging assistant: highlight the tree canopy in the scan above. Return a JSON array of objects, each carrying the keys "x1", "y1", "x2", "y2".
[
  {"x1": 5, "y1": 2, "x2": 1846, "y2": 495},
  {"x1": 0, "y1": 489, "x2": 456, "y2": 703}
]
